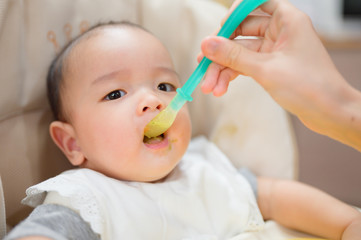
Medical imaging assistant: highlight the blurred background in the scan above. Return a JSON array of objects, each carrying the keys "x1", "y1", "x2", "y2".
[{"x1": 216, "y1": 0, "x2": 361, "y2": 207}]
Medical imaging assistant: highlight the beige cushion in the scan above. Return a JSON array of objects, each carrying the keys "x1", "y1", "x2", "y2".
[{"x1": 0, "y1": 0, "x2": 297, "y2": 228}]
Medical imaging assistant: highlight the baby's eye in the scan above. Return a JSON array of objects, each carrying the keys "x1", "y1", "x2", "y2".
[
  {"x1": 158, "y1": 83, "x2": 176, "y2": 92},
  {"x1": 104, "y1": 90, "x2": 127, "y2": 100}
]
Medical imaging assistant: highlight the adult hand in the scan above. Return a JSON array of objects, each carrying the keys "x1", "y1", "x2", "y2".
[{"x1": 199, "y1": 0, "x2": 361, "y2": 151}]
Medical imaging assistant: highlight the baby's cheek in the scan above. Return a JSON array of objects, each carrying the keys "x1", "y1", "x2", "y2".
[
  {"x1": 175, "y1": 110, "x2": 191, "y2": 151},
  {"x1": 179, "y1": 109, "x2": 192, "y2": 134}
]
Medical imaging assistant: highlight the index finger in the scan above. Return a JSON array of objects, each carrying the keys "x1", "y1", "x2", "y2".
[
  {"x1": 220, "y1": 0, "x2": 280, "y2": 26},
  {"x1": 218, "y1": 0, "x2": 274, "y2": 39},
  {"x1": 258, "y1": 0, "x2": 282, "y2": 16}
]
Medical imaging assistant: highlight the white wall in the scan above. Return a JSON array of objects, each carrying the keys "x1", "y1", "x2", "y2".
[
  {"x1": 289, "y1": 0, "x2": 361, "y2": 39},
  {"x1": 290, "y1": 0, "x2": 342, "y2": 33}
]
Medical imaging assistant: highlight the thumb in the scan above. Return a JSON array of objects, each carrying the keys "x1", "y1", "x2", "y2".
[{"x1": 201, "y1": 36, "x2": 264, "y2": 77}]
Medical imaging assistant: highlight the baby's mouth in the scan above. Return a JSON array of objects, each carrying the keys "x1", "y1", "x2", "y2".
[{"x1": 143, "y1": 133, "x2": 165, "y2": 144}]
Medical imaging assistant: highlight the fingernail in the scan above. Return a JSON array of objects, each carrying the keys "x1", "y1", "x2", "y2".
[{"x1": 206, "y1": 38, "x2": 220, "y2": 55}]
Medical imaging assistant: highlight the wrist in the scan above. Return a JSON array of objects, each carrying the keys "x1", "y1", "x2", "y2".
[
  {"x1": 341, "y1": 215, "x2": 361, "y2": 240},
  {"x1": 321, "y1": 73, "x2": 361, "y2": 151}
]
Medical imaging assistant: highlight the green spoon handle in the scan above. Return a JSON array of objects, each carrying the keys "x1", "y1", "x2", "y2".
[{"x1": 174, "y1": 0, "x2": 268, "y2": 110}]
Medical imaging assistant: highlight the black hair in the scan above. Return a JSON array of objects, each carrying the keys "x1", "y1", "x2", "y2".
[{"x1": 46, "y1": 21, "x2": 148, "y2": 121}]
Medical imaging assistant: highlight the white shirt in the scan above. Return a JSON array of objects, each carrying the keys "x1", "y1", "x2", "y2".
[{"x1": 22, "y1": 137, "x2": 264, "y2": 239}]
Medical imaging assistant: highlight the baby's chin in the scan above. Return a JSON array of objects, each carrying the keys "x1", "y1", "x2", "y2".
[
  {"x1": 121, "y1": 168, "x2": 175, "y2": 183},
  {"x1": 88, "y1": 165, "x2": 177, "y2": 183},
  {"x1": 140, "y1": 156, "x2": 182, "y2": 183},
  {"x1": 145, "y1": 167, "x2": 178, "y2": 183}
]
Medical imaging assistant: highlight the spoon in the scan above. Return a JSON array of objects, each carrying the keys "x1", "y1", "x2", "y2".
[{"x1": 144, "y1": 0, "x2": 268, "y2": 138}]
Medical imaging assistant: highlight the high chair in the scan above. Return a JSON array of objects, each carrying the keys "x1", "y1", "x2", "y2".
[{"x1": 0, "y1": 0, "x2": 318, "y2": 238}]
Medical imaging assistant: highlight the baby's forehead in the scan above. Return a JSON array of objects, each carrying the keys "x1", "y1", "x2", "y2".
[
  {"x1": 65, "y1": 25, "x2": 142, "y2": 66},
  {"x1": 68, "y1": 24, "x2": 161, "y2": 62},
  {"x1": 64, "y1": 23, "x2": 173, "y2": 80},
  {"x1": 80, "y1": 24, "x2": 150, "y2": 45}
]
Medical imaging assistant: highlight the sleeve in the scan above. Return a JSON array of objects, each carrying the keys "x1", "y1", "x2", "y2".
[
  {"x1": 238, "y1": 168, "x2": 258, "y2": 199},
  {"x1": 4, "y1": 204, "x2": 100, "y2": 240}
]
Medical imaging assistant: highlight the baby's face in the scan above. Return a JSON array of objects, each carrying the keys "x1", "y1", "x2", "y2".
[{"x1": 61, "y1": 26, "x2": 191, "y2": 182}]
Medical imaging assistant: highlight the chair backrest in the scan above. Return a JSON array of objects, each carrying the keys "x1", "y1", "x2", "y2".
[{"x1": 0, "y1": 0, "x2": 298, "y2": 229}]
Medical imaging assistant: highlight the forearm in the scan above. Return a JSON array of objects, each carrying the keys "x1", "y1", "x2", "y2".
[
  {"x1": 301, "y1": 68, "x2": 361, "y2": 152},
  {"x1": 324, "y1": 82, "x2": 361, "y2": 152},
  {"x1": 258, "y1": 177, "x2": 361, "y2": 239},
  {"x1": 279, "y1": 52, "x2": 361, "y2": 153}
]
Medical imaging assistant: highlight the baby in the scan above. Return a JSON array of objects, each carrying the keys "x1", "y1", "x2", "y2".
[{"x1": 5, "y1": 21, "x2": 361, "y2": 240}]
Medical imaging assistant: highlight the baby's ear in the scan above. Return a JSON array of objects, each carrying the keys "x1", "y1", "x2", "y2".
[{"x1": 49, "y1": 121, "x2": 85, "y2": 166}]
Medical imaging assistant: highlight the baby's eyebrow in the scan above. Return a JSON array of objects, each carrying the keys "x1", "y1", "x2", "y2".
[
  {"x1": 91, "y1": 66, "x2": 179, "y2": 86},
  {"x1": 157, "y1": 67, "x2": 179, "y2": 79},
  {"x1": 92, "y1": 69, "x2": 130, "y2": 85}
]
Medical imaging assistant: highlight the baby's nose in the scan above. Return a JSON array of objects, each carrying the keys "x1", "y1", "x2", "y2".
[{"x1": 137, "y1": 92, "x2": 164, "y2": 115}]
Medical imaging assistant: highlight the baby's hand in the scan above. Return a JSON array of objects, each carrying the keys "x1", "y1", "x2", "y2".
[{"x1": 341, "y1": 215, "x2": 361, "y2": 239}]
